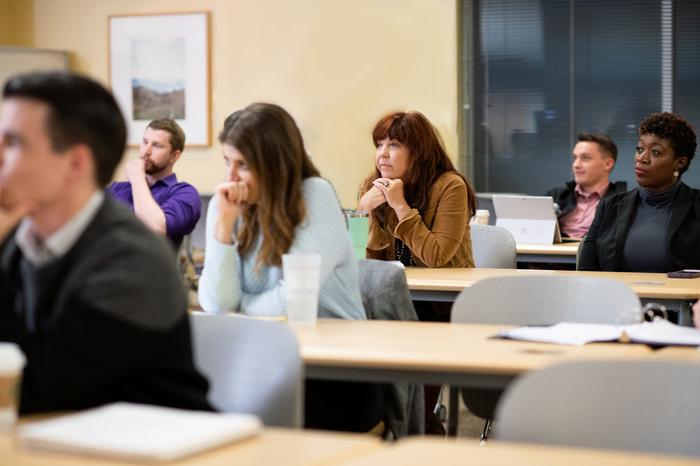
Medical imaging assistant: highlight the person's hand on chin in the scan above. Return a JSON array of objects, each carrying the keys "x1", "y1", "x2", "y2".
[
  {"x1": 213, "y1": 181, "x2": 249, "y2": 244},
  {"x1": 358, "y1": 182, "x2": 387, "y2": 212},
  {"x1": 372, "y1": 178, "x2": 411, "y2": 221}
]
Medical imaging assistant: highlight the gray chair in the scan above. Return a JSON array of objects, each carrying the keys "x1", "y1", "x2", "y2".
[
  {"x1": 450, "y1": 275, "x2": 641, "y2": 439},
  {"x1": 470, "y1": 224, "x2": 517, "y2": 268},
  {"x1": 358, "y1": 259, "x2": 418, "y2": 322},
  {"x1": 357, "y1": 259, "x2": 425, "y2": 438},
  {"x1": 190, "y1": 194, "x2": 211, "y2": 252},
  {"x1": 496, "y1": 360, "x2": 700, "y2": 457},
  {"x1": 189, "y1": 312, "x2": 304, "y2": 427}
]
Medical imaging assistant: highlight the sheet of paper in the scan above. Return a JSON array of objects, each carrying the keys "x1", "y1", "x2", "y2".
[
  {"x1": 500, "y1": 322, "x2": 623, "y2": 346},
  {"x1": 19, "y1": 402, "x2": 262, "y2": 463},
  {"x1": 622, "y1": 320, "x2": 700, "y2": 347},
  {"x1": 501, "y1": 320, "x2": 700, "y2": 348}
]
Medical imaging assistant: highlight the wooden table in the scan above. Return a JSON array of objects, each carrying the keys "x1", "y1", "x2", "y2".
[
  {"x1": 405, "y1": 267, "x2": 700, "y2": 325},
  {"x1": 291, "y1": 319, "x2": 661, "y2": 436},
  {"x1": 1, "y1": 426, "x2": 381, "y2": 466},
  {"x1": 516, "y1": 242, "x2": 579, "y2": 265},
  {"x1": 649, "y1": 345, "x2": 700, "y2": 362},
  {"x1": 335, "y1": 437, "x2": 700, "y2": 466},
  {"x1": 291, "y1": 320, "x2": 652, "y2": 388}
]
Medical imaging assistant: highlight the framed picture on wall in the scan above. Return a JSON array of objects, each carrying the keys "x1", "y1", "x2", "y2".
[{"x1": 109, "y1": 12, "x2": 211, "y2": 146}]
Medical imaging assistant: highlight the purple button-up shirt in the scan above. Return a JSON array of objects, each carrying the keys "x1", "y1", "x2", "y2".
[{"x1": 108, "y1": 173, "x2": 201, "y2": 248}]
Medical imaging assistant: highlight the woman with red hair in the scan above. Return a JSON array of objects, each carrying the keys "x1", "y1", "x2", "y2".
[
  {"x1": 358, "y1": 110, "x2": 477, "y2": 435},
  {"x1": 359, "y1": 110, "x2": 476, "y2": 268}
]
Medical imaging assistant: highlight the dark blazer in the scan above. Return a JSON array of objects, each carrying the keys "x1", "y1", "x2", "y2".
[{"x1": 578, "y1": 182, "x2": 700, "y2": 271}]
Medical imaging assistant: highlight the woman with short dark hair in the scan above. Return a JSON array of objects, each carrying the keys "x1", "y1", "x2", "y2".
[{"x1": 579, "y1": 112, "x2": 700, "y2": 272}]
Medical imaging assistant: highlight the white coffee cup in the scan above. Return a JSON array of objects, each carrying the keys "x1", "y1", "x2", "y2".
[
  {"x1": 282, "y1": 254, "x2": 321, "y2": 324},
  {"x1": 475, "y1": 209, "x2": 490, "y2": 225},
  {"x1": 0, "y1": 343, "x2": 26, "y2": 431}
]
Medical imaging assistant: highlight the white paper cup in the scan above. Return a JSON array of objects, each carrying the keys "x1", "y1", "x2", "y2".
[
  {"x1": 0, "y1": 343, "x2": 26, "y2": 431},
  {"x1": 475, "y1": 209, "x2": 490, "y2": 225},
  {"x1": 283, "y1": 254, "x2": 321, "y2": 324}
]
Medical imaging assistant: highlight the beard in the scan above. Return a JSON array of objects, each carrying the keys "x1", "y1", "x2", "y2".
[{"x1": 143, "y1": 157, "x2": 170, "y2": 176}]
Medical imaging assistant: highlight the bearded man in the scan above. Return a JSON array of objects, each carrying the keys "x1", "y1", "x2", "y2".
[{"x1": 108, "y1": 118, "x2": 200, "y2": 249}]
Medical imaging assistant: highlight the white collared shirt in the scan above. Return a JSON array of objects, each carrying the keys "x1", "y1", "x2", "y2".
[{"x1": 15, "y1": 191, "x2": 105, "y2": 267}]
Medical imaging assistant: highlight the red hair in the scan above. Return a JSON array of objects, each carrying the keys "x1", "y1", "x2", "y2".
[{"x1": 364, "y1": 111, "x2": 476, "y2": 222}]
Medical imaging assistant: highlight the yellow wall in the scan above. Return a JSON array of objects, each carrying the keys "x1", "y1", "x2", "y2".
[
  {"x1": 0, "y1": 0, "x2": 33, "y2": 46},
  {"x1": 29, "y1": 0, "x2": 458, "y2": 207}
]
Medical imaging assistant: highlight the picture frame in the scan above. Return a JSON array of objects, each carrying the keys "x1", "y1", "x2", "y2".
[{"x1": 109, "y1": 12, "x2": 211, "y2": 147}]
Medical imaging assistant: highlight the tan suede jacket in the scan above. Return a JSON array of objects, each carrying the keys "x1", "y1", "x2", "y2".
[{"x1": 366, "y1": 172, "x2": 474, "y2": 268}]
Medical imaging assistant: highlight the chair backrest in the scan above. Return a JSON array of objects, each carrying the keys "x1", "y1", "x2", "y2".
[
  {"x1": 470, "y1": 224, "x2": 517, "y2": 269},
  {"x1": 190, "y1": 194, "x2": 211, "y2": 251},
  {"x1": 189, "y1": 312, "x2": 303, "y2": 427},
  {"x1": 357, "y1": 259, "x2": 418, "y2": 321},
  {"x1": 495, "y1": 360, "x2": 700, "y2": 457},
  {"x1": 451, "y1": 275, "x2": 640, "y2": 325}
]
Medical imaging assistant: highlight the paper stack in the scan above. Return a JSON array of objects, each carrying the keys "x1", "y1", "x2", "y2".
[
  {"x1": 500, "y1": 320, "x2": 700, "y2": 347},
  {"x1": 19, "y1": 402, "x2": 262, "y2": 463}
]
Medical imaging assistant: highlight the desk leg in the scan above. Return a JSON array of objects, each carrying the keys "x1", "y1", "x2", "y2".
[{"x1": 447, "y1": 386, "x2": 459, "y2": 436}]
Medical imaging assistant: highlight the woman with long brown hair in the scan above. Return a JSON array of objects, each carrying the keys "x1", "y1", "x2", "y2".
[
  {"x1": 359, "y1": 110, "x2": 476, "y2": 268},
  {"x1": 198, "y1": 103, "x2": 381, "y2": 432},
  {"x1": 198, "y1": 103, "x2": 365, "y2": 320}
]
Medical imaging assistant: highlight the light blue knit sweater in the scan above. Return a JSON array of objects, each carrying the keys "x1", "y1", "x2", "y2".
[{"x1": 198, "y1": 177, "x2": 366, "y2": 320}]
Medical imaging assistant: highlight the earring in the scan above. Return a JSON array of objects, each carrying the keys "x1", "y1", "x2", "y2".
[{"x1": 673, "y1": 170, "x2": 679, "y2": 178}]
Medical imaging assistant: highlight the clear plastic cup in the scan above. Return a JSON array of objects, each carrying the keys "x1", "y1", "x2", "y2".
[{"x1": 282, "y1": 254, "x2": 321, "y2": 324}]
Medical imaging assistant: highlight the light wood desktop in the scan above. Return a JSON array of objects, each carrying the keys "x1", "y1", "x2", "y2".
[
  {"x1": 1, "y1": 426, "x2": 381, "y2": 466},
  {"x1": 650, "y1": 345, "x2": 700, "y2": 362},
  {"x1": 291, "y1": 320, "x2": 653, "y2": 388},
  {"x1": 335, "y1": 437, "x2": 700, "y2": 466},
  {"x1": 516, "y1": 241, "x2": 579, "y2": 265},
  {"x1": 291, "y1": 319, "x2": 686, "y2": 436},
  {"x1": 405, "y1": 267, "x2": 700, "y2": 301}
]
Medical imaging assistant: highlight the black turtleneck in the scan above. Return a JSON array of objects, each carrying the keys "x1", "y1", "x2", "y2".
[{"x1": 621, "y1": 181, "x2": 681, "y2": 272}]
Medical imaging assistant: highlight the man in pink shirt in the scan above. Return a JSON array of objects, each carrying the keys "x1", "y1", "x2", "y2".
[{"x1": 546, "y1": 133, "x2": 627, "y2": 239}]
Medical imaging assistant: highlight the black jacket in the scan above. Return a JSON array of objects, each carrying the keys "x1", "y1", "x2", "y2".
[
  {"x1": 0, "y1": 197, "x2": 212, "y2": 413},
  {"x1": 547, "y1": 180, "x2": 628, "y2": 218},
  {"x1": 578, "y1": 182, "x2": 700, "y2": 271}
]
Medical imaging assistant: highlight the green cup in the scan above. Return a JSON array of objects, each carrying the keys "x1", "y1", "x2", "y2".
[{"x1": 344, "y1": 210, "x2": 369, "y2": 259}]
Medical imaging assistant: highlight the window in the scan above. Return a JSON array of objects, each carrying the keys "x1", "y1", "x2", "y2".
[{"x1": 462, "y1": 0, "x2": 700, "y2": 193}]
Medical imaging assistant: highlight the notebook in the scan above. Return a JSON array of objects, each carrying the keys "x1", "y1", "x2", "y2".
[
  {"x1": 499, "y1": 320, "x2": 700, "y2": 347},
  {"x1": 492, "y1": 195, "x2": 563, "y2": 244},
  {"x1": 19, "y1": 402, "x2": 262, "y2": 463}
]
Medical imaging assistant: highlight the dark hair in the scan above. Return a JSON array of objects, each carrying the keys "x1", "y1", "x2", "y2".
[
  {"x1": 639, "y1": 112, "x2": 697, "y2": 175},
  {"x1": 364, "y1": 111, "x2": 477, "y2": 222},
  {"x1": 218, "y1": 103, "x2": 320, "y2": 268},
  {"x1": 2, "y1": 71, "x2": 126, "y2": 187},
  {"x1": 147, "y1": 118, "x2": 186, "y2": 153},
  {"x1": 577, "y1": 132, "x2": 618, "y2": 162}
]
